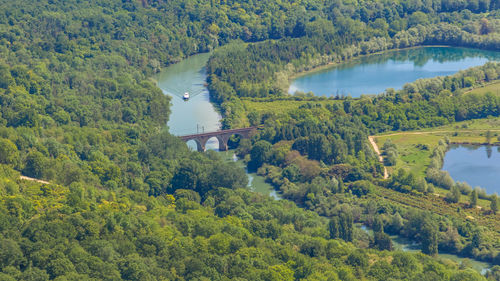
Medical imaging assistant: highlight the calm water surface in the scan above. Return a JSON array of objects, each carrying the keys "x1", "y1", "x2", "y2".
[
  {"x1": 156, "y1": 55, "x2": 279, "y2": 199},
  {"x1": 156, "y1": 53, "x2": 221, "y2": 137},
  {"x1": 357, "y1": 224, "x2": 492, "y2": 274},
  {"x1": 442, "y1": 145, "x2": 500, "y2": 194},
  {"x1": 219, "y1": 151, "x2": 281, "y2": 200},
  {"x1": 289, "y1": 47, "x2": 500, "y2": 97}
]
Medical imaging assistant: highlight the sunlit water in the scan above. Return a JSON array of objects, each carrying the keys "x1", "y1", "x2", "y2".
[
  {"x1": 442, "y1": 145, "x2": 500, "y2": 194},
  {"x1": 289, "y1": 47, "x2": 500, "y2": 97},
  {"x1": 156, "y1": 55, "x2": 279, "y2": 199}
]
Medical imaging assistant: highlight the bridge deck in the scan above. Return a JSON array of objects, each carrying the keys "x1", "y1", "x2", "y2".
[{"x1": 179, "y1": 127, "x2": 258, "y2": 140}]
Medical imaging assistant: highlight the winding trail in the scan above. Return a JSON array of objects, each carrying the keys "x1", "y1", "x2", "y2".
[
  {"x1": 368, "y1": 136, "x2": 388, "y2": 179},
  {"x1": 19, "y1": 176, "x2": 50, "y2": 185},
  {"x1": 368, "y1": 129, "x2": 500, "y2": 180}
]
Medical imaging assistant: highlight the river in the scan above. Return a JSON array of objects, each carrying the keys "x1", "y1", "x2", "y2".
[
  {"x1": 289, "y1": 46, "x2": 500, "y2": 97},
  {"x1": 156, "y1": 48, "x2": 495, "y2": 272},
  {"x1": 357, "y1": 224, "x2": 492, "y2": 274},
  {"x1": 155, "y1": 53, "x2": 279, "y2": 198}
]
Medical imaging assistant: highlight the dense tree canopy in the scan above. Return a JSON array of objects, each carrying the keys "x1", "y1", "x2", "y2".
[{"x1": 0, "y1": 0, "x2": 499, "y2": 279}]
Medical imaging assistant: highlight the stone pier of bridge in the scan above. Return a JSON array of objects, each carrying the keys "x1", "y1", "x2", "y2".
[{"x1": 179, "y1": 127, "x2": 258, "y2": 152}]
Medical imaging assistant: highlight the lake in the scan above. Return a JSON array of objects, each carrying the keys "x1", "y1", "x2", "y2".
[
  {"x1": 289, "y1": 47, "x2": 500, "y2": 97},
  {"x1": 442, "y1": 144, "x2": 500, "y2": 194}
]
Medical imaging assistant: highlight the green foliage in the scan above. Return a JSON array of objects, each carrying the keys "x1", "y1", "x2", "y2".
[
  {"x1": 446, "y1": 185, "x2": 462, "y2": 204},
  {"x1": 349, "y1": 180, "x2": 375, "y2": 197},
  {"x1": 0, "y1": 0, "x2": 498, "y2": 279},
  {"x1": 372, "y1": 232, "x2": 393, "y2": 251},
  {"x1": 23, "y1": 151, "x2": 48, "y2": 180},
  {"x1": 249, "y1": 140, "x2": 273, "y2": 170},
  {"x1": 470, "y1": 189, "x2": 479, "y2": 208},
  {"x1": 491, "y1": 194, "x2": 499, "y2": 214},
  {"x1": 0, "y1": 139, "x2": 18, "y2": 165},
  {"x1": 329, "y1": 210, "x2": 354, "y2": 242}
]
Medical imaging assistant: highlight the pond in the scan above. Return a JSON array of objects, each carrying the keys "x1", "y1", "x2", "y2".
[
  {"x1": 442, "y1": 144, "x2": 500, "y2": 194},
  {"x1": 289, "y1": 46, "x2": 500, "y2": 97}
]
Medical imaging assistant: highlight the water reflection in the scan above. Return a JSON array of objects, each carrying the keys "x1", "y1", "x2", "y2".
[
  {"x1": 290, "y1": 47, "x2": 500, "y2": 97},
  {"x1": 443, "y1": 144, "x2": 500, "y2": 194},
  {"x1": 155, "y1": 53, "x2": 221, "y2": 136}
]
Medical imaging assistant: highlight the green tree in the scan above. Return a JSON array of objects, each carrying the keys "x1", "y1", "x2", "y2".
[
  {"x1": 0, "y1": 138, "x2": 18, "y2": 165},
  {"x1": 469, "y1": 189, "x2": 478, "y2": 208},
  {"x1": 0, "y1": 239, "x2": 24, "y2": 269},
  {"x1": 486, "y1": 130, "x2": 492, "y2": 144},
  {"x1": 249, "y1": 140, "x2": 273, "y2": 170},
  {"x1": 421, "y1": 223, "x2": 438, "y2": 256},
  {"x1": 328, "y1": 218, "x2": 340, "y2": 239},
  {"x1": 339, "y1": 210, "x2": 353, "y2": 242},
  {"x1": 372, "y1": 216, "x2": 384, "y2": 233},
  {"x1": 491, "y1": 194, "x2": 499, "y2": 214},
  {"x1": 265, "y1": 264, "x2": 295, "y2": 281},
  {"x1": 20, "y1": 267, "x2": 49, "y2": 281},
  {"x1": 372, "y1": 232, "x2": 393, "y2": 251},
  {"x1": 446, "y1": 185, "x2": 461, "y2": 203},
  {"x1": 23, "y1": 151, "x2": 48, "y2": 179}
]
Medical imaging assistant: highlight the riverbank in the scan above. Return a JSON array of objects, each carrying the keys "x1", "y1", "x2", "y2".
[{"x1": 355, "y1": 223, "x2": 493, "y2": 274}]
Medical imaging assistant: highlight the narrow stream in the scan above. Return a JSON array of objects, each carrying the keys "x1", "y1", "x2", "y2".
[
  {"x1": 357, "y1": 224, "x2": 492, "y2": 274},
  {"x1": 156, "y1": 51, "x2": 494, "y2": 270}
]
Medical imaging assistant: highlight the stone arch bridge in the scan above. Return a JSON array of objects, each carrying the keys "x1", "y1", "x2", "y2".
[{"x1": 179, "y1": 127, "x2": 258, "y2": 152}]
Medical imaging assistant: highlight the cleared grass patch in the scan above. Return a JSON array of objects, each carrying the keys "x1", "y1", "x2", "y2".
[
  {"x1": 373, "y1": 117, "x2": 500, "y2": 208},
  {"x1": 242, "y1": 98, "x2": 341, "y2": 116},
  {"x1": 466, "y1": 80, "x2": 500, "y2": 96}
]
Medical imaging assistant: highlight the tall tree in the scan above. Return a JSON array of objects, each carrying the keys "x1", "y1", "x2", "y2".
[
  {"x1": 469, "y1": 189, "x2": 478, "y2": 208},
  {"x1": 421, "y1": 223, "x2": 438, "y2": 256},
  {"x1": 491, "y1": 194, "x2": 499, "y2": 214}
]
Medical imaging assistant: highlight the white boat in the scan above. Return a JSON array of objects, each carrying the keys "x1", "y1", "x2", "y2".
[{"x1": 183, "y1": 92, "x2": 190, "y2": 100}]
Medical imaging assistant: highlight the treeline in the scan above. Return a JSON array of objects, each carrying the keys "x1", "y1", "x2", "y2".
[
  {"x1": 348, "y1": 62, "x2": 500, "y2": 132},
  {"x1": 231, "y1": 69, "x2": 500, "y2": 263},
  {"x1": 2, "y1": 166, "x2": 492, "y2": 280},
  {"x1": 207, "y1": 20, "x2": 500, "y2": 116}
]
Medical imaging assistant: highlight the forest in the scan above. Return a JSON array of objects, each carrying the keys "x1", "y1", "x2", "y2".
[{"x1": 0, "y1": 0, "x2": 499, "y2": 280}]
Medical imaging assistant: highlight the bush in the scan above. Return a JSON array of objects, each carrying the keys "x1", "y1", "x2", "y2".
[{"x1": 349, "y1": 180, "x2": 375, "y2": 197}]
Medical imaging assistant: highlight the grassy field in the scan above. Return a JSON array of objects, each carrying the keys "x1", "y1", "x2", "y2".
[
  {"x1": 374, "y1": 117, "x2": 500, "y2": 175},
  {"x1": 242, "y1": 98, "x2": 341, "y2": 116},
  {"x1": 465, "y1": 80, "x2": 500, "y2": 95},
  {"x1": 373, "y1": 117, "x2": 500, "y2": 206}
]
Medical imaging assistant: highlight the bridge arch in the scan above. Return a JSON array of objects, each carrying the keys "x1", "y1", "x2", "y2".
[
  {"x1": 179, "y1": 127, "x2": 258, "y2": 152},
  {"x1": 206, "y1": 136, "x2": 221, "y2": 151},
  {"x1": 186, "y1": 139, "x2": 203, "y2": 152}
]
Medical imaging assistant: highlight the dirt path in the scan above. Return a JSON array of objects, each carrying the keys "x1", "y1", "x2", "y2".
[
  {"x1": 368, "y1": 129, "x2": 500, "y2": 180},
  {"x1": 19, "y1": 176, "x2": 50, "y2": 185},
  {"x1": 375, "y1": 129, "x2": 500, "y2": 138},
  {"x1": 368, "y1": 136, "x2": 388, "y2": 179}
]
